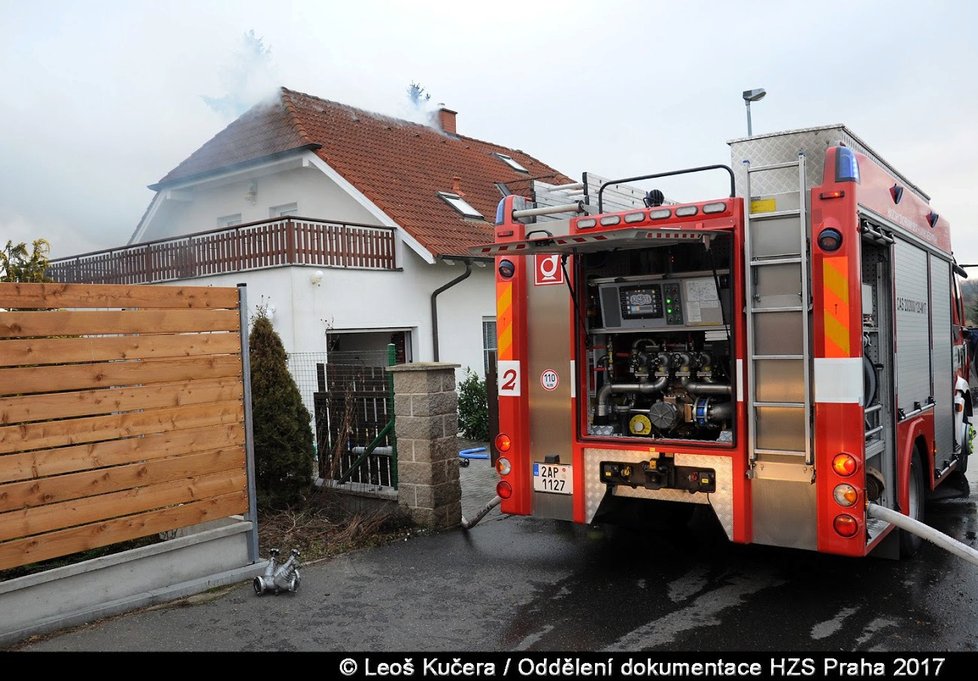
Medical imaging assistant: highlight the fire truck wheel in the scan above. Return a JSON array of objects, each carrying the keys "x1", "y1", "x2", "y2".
[
  {"x1": 899, "y1": 450, "x2": 926, "y2": 558},
  {"x1": 959, "y1": 417, "x2": 972, "y2": 475}
]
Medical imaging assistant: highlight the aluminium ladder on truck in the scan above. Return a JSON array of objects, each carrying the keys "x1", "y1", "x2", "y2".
[{"x1": 743, "y1": 152, "x2": 813, "y2": 480}]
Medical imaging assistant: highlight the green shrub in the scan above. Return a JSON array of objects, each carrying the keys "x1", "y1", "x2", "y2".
[
  {"x1": 457, "y1": 368, "x2": 488, "y2": 441},
  {"x1": 250, "y1": 309, "x2": 314, "y2": 508}
]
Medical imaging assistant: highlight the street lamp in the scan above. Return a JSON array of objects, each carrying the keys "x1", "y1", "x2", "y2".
[{"x1": 743, "y1": 88, "x2": 766, "y2": 137}]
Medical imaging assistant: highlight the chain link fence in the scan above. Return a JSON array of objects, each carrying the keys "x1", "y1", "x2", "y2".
[{"x1": 287, "y1": 352, "x2": 329, "y2": 421}]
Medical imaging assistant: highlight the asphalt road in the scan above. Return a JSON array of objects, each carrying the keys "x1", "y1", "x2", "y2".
[{"x1": 16, "y1": 465, "x2": 978, "y2": 652}]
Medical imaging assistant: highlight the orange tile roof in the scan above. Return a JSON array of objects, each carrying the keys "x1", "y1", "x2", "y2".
[{"x1": 155, "y1": 87, "x2": 573, "y2": 257}]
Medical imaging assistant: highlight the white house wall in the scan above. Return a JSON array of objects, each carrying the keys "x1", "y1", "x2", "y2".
[
  {"x1": 161, "y1": 250, "x2": 496, "y2": 379},
  {"x1": 141, "y1": 165, "x2": 381, "y2": 242}
]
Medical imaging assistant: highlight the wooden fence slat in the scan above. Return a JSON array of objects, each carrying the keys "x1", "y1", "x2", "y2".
[
  {"x1": 0, "y1": 378, "x2": 244, "y2": 425},
  {"x1": 0, "y1": 448, "x2": 246, "y2": 512},
  {"x1": 0, "y1": 400, "x2": 243, "y2": 454},
  {"x1": 0, "y1": 354, "x2": 242, "y2": 396},
  {"x1": 0, "y1": 490, "x2": 248, "y2": 571},
  {"x1": 0, "y1": 282, "x2": 239, "y2": 310},
  {"x1": 0, "y1": 423, "x2": 245, "y2": 484},
  {"x1": 0, "y1": 309, "x2": 240, "y2": 338},
  {"x1": 0, "y1": 332, "x2": 240, "y2": 367},
  {"x1": 0, "y1": 469, "x2": 247, "y2": 542}
]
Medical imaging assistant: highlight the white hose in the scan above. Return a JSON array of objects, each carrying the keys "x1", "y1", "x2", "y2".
[
  {"x1": 461, "y1": 496, "x2": 502, "y2": 530},
  {"x1": 867, "y1": 502, "x2": 978, "y2": 567}
]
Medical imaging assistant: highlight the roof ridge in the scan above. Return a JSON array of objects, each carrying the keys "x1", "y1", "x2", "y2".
[
  {"x1": 279, "y1": 87, "x2": 316, "y2": 146},
  {"x1": 281, "y1": 86, "x2": 446, "y2": 136}
]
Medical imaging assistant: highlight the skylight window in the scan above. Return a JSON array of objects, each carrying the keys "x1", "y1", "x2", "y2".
[
  {"x1": 438, "y1": 192, "x2": 483, "y2": 219},
  {"x1": 494, "y1": 153, "x2": 528, "y2": 173}
]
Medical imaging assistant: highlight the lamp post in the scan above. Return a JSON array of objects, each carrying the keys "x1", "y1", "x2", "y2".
[{"x1": 743, "y1": 88, "x2": 766, "y2": 137}]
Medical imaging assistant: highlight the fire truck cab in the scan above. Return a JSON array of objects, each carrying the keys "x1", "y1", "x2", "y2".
[{"x1": 475, "y1": 125, "x2": 972, "y2": 558}]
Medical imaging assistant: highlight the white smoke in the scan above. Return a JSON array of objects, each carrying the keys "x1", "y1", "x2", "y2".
[
  {"x1": 393, "y1": 81, "x2": 442, "y2": 128},
  {"x1": 203, "y1": 30, "x2": 281, "y2": 119}
]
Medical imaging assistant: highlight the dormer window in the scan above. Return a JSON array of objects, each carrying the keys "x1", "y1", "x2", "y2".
[
  {"x1": 438, "y1": 192, "x2": 482, "y2": 219},
  {"x1": 494, "y1": 153, "x2": 528, "y2": 173}
]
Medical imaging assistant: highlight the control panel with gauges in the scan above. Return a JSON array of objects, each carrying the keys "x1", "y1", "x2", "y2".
[{"x1": 597, "y1": 275, "x2": 726, "y2": 331}]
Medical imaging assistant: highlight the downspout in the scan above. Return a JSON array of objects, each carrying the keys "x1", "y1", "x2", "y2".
[{"x1": 431, "y1": 258, "x2": 472, "y2": 361}]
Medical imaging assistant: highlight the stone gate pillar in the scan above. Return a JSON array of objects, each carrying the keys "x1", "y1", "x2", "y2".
[{"x1": 387, "y1": 363, "x2": 461, "y2": 529}]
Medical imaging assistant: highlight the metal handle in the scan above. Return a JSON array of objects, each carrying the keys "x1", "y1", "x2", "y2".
[{"x1": 597, "y1": 164, "x2": 736, "y2": 213}]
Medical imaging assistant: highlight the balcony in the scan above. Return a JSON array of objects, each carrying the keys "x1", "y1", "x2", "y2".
[{"x1": 48, "y1": 217, "x2": 398, "y2": 285}]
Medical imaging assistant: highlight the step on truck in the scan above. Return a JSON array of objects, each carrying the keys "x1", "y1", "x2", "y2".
[{"x1": 474, "y1": 125, "x2": 972, "y2": 558}]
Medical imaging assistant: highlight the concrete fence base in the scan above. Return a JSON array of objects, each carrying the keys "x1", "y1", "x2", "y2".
[
  {"x1": 315, "y1": 478, "x2": 400, "y2": 517},
  {"x1": 0, "y1": 518, "x2": 264, "y2": 647}
]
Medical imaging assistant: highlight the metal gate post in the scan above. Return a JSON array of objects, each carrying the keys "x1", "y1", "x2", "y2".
[
  {"x1": 387, "y1": 342, "x2": 398, "y2": 489},
  {"x1": 238, "y1": 283, "x2": 260, "y2": 563},
  {"x1": 487, "y1": 353, "x2": 499, "y2": 466}
]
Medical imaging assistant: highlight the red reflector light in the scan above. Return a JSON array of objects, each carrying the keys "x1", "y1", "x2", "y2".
[
  {"x1": 496, "y1": 480, "x2": 513, "y2": 499},
  {"x1": 832, "y1": 453, "x2": 858, "y2": 476},
  {"x1": 494, "y1": 433, "x2": 512, "y2": 453},
  {"x1": 833, "y1": 514, "x2": 859, "y2": 537},
  {"x1": 819, "y1": 190, "x2": 846, "y2": 200}
]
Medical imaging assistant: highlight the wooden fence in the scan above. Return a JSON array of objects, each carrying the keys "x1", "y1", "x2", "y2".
[
  {"x1": 47, "y1": 217, "x2": 397, "y2": 285},
  {"x1": 0, "y1": 282, "x2": 252, "y2": 571}
]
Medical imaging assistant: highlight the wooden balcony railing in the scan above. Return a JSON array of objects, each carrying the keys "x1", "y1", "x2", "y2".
[{"x1": 48, "y1": 217, "x2": 397, "y2": 285}]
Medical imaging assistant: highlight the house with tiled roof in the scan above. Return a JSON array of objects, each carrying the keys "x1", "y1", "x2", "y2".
[{"x1": 50, "y1": 87, "x2": 572, "y2": 403}]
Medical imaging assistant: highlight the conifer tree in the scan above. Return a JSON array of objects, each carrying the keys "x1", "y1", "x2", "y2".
[
  {"x1": 0, "y1": 239, "x2": 51, "y2": 282},
  {"x1": 249, "y1": 308, "x2": 314, "y2": 507}
]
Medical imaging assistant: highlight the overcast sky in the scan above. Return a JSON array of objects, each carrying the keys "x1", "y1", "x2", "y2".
[{"x1": 2, "y1": 0, "x2": 977, "y2": 264}]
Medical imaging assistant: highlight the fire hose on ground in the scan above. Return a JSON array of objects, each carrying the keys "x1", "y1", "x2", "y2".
[
  {"x1": 457, "y1": 492, "x2": 978, "y2": 554},
  {"x1": 867, "y1": 502, "x2": 978, "y2": 567},
  {"x1": 461, "y1": 495, "x2": 501, "y2": 530},
  {"x1": 457, "y1": 445, "x2": 500, "y2": 528}
]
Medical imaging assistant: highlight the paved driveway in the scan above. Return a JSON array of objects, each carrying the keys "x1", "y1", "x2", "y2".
[{"x1": 17, "y1": 462, "x2": 978, "y2": 652}]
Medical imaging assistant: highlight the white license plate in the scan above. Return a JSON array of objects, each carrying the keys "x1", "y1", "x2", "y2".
[{"x1": 533, "y1": 463, "x2": 573, "y2": 494}]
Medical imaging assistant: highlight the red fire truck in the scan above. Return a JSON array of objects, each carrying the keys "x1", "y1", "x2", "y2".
[{"x1": 474, "y1": 125, "x2": 972, "y2": 558}]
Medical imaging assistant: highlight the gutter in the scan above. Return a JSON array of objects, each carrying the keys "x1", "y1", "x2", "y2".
[{"x1": 430, "y1": 258, "x2": 473, "y2": 361}]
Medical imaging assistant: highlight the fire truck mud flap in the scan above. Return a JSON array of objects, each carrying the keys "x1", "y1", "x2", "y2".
[{"x1": 867, "y1": 502, "x2": 978, "y2": 567}]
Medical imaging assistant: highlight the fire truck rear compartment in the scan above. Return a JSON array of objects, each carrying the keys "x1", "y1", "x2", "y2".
[{"x1": 583, "y1": 239, "x2": 736, "y2": 443}]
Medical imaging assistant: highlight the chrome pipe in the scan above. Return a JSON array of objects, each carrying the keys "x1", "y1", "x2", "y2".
[{"x1": 596, "y1": 376, "x2": 668, "y2": 417}]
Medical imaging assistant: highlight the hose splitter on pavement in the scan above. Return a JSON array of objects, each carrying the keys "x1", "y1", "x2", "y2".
[{"x1": 254, "y1": 548, "x2": 301, "y2": 595}]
